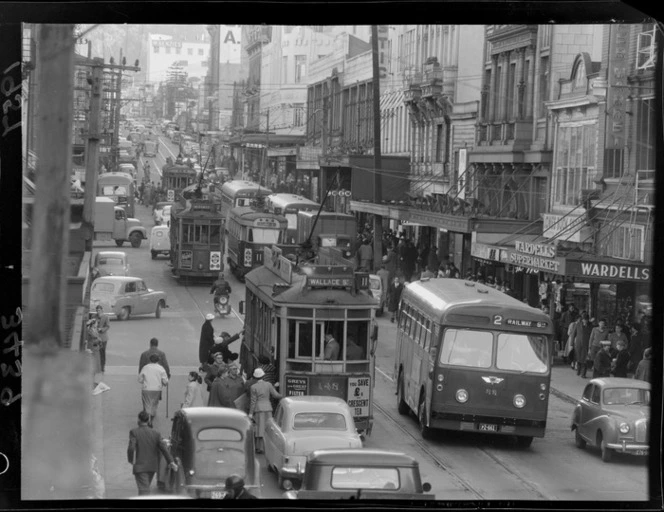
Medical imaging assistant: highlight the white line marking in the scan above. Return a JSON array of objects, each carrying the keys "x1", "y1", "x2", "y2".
[{"x1": 376, "y1": 366, "x2": 394, "y2": 382}]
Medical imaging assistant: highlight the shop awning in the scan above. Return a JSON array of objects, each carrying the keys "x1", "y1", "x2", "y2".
[{"x1": 228, "y1": 133, "x2": 306, "y2": 147}]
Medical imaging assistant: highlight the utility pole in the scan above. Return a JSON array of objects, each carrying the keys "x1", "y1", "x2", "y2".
[
  {"x1": 82, "y1": 59, "x2": 103, "y2": 251},
  {"x1": 321, "y1": 95, "x2": 329, "y2": 207},
  {"x1": 264, "y1": 107, "x2": 270, "y2": 186},
  {"x1": 371, "y1": 25, "x2": 383, "y2": 271},
  {"x1": 24, "y1": 24, "x2": 93, "y2": 499}
]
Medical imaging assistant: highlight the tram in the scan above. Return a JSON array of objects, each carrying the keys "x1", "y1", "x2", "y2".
[
  {"x1": 162, "y1": 157, "x2": 198, "y2": 201},
  {"x1": 225, "y1": 206, "x2": 298, "y2": 280},
  {"x1": 169, "y1": 196, "x2": 224, "y2": 280},
  {"x1": 240, "y1": 246, "x2": 377, "y2": 435},
  {"x1": 219, "y1": 180, "x2": 272, "y2": 224},
  {"x1": 265, "y1": 193, "x2": 320, "y2": 244}
]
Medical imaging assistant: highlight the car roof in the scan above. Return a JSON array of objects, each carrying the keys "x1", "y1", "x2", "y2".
[
  {"x1": 281, "y1": 396, "x2": 350, "y2": 412},
  {"x1": 178, "y1": 406, "x2": 252, "y2": 429},
  {"x1": 94, "y1": 276, "x2": 141, "y2": 284},
  {"x1": 309, "y1": 449, "x2": 418, "y2": 466},
  {"x1": 590, "y1": 377, "x2": 651, "y2": 390},
  {"x1": 96, "y1": 251, "x2": 127, "y2": 258}
]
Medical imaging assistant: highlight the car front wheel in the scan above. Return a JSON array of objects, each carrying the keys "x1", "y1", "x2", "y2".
[
  {"x1": 117, "y1": 306, "x2": 130, "y2": 321},
  {"x1": 600, "y1": 437, "x2": 613, "y2": 463},
  {"x1": 130, "y1": 233, "x2": 142, "y2": 248},
  {"x1": 155, "y1": 300, "x2": 164, "y2": 318}
]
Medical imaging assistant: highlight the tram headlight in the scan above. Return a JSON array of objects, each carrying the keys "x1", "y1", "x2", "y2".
[
  {"x1": 513, "y1": 394, "x2": 526, "y2": 408},
  {"x1": 455, "y1": 389, "x2": 468, "y2": 403},
  {"x1": 619, "y1": 423, "x2": 630, "y2": 434}
]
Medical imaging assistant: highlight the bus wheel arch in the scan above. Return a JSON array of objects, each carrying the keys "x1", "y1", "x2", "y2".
[
  {"x1": 417, "y1": 390, "x2": 435, "y2": 440},
  {"x1": 396, "y1": 370, "x2": 409, "y2": 415}
]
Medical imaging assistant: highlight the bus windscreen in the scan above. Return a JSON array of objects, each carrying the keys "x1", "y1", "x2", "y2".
[{"x1": 496, "y1": 333, "x2": 548, "y2": 373}]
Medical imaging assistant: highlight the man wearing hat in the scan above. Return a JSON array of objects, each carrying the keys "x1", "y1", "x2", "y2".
[
  {"x1": 209, "y1": 360, "x2": 245, "y2": 408},
  {"x1": 208, "y1": 329, "x2": 243, "y2": 364},
  {"x1": 94, "y1": 305, "x2": 111, "y2": 373},
  {"x1": 248, "y1": 368, "x2": 282, "y2": 454},
  {"x1": 323, "y1": 333, "x2": 340, "y2": 361},
  {"x1": 199, "y1": 313, "x2": 216, "y2": 366},
  {"x1": 593, "y1": 340, "x2": 613, "y2": 378},
  {"x1": 204, "y1": 352, "x2": 227, "y2": 392}
]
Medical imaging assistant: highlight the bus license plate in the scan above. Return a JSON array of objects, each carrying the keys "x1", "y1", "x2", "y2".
[
  {"x1": 211, "y1": 491, "x2": 226, "y2": 499},
  {"x1": 479, "y1": 423, "x2": 499, "y2": 432}
]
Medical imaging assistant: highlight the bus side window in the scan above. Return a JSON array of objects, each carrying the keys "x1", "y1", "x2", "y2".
[
  {"x1": 423, "y1": 319, "x2": 431, "y2": 351},
  {"x1": 413, "y1": 311, "x2": 422, "y2": 345}
]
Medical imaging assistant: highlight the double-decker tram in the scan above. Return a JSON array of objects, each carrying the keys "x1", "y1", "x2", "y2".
[
  {"x1": 219, "y1": 180, "x2": 272, "y2": 225},
  {"x1": 240, "y1": 247, "x2": 377, "y2": 435},
  {"x1": 265, "y1": 193, "x2": 320, "y2": 244},
  {"x1": 169, "y1": 196, "x2": 224, "y2": 281},
  {"x1": 395, "y1": 278, "x2": 553, "y2": 446},
  {"x1": 225, "y1": 206, "x2": 298, "y2": 280},
  {"x1": 162, "y1": 157, "x2": 197, "y2": 201}
]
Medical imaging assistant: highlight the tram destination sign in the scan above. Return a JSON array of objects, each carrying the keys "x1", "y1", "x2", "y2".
[{"x1": 307, "y1": 277, "x2": 354, "y2": 288}]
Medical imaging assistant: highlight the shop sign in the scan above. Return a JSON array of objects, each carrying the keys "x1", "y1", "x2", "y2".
[
  {"x1": 567, "y1": 260, "x2": 650, "y2": 282},
  {"x1": 153, "y1": 40, "x2": 182, "y2": 48},
  {"x1": 471, "y1": 242, "x2": 507, "y2": 262},
  {"x1": 542, "y1": 213, "x2": 592, "y2": 243},
  {"x1": 508, "y1": 251, "x2": 564, "y2": 274},
  {"x1": 297, "y1": 146, "x2": 321, "y2": 170},
  {"x1": 514, "y1": 240, "x2": 556, "y2": 258},
  {"x1": 407, "y1": 211, "x2": 472, "y2": 233}
]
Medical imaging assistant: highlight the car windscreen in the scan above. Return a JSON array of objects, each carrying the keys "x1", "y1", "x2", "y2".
[
  {"x1": 603, "y1": 388, "x2": 651, "y2": 406},
  {"x1": 293, "y1": 412, "x2": 347, "y2": 430},
  {"x1": 496, "y1": 333, "x2": 548, "y2": 373},
  {"x1": 92, "y1": 282, "x2": 115, "y2": 293},
  {"x1": 439, "y1": 329, "x2": 493, "y2": 368},
  {"x1": 98, "y1": 258, "x2": 124, "y2": 266},
  {"x1": 331, "y1": 467, "x2": 400, "y2": 490}
]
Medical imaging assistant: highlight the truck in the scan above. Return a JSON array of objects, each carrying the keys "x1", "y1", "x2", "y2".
[
  {"x1": 94, "y1": 196, "x2": 147, "y2": 248},
  {"x1": 296, "y1": 210, "x2": 356, "y2": 258}
]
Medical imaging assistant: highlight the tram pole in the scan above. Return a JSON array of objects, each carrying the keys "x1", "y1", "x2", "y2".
[{"x1": 371, "y1": 25, "x2": 383, "y2": 272}]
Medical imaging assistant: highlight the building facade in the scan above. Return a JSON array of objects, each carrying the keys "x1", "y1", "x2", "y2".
[{"x1": 146, "y1": 32, "x2": 211, "y2": 85}]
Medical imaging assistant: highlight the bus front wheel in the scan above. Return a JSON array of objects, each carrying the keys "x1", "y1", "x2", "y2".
[{"x1": 417, "y1": 397, "x2": 435, "y2": 440}]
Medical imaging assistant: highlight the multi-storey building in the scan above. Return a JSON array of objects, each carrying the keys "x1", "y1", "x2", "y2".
[{"x1": 146, "y1": 32, "x2": 211, "y2": 85}]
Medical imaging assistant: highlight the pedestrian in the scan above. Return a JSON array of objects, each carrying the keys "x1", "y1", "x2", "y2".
[
  {"x1": 86, "y1": 316, "x2": 103, "y2": 383},
  {"x1": 376, "y1": 264, "x2": 390, "y2": 310},
  {"x1": 570, "y1": 313, "x2": 593, "y2": 378},
  {"x1": 204, "y1": 352, "x2": 228, "y2": 392},
  {"x1": 139, "y1": 338, "x2": 171, "y2": 379},
  {"x1": 565, "y1": 315, "x2": 579, "y2": 369},
  {"x1": 127, "y1": 410, "x2": 178, "y2": 496},
  {"x1": 420, "y1": 265, "x2": 435, "y2": 279},
  {"x1": 592, "y1": 340, "x2": 613, "y2": 378},
  {"x1": 209, "y1": 330, "x2": 243, "y2": 364},
  {"x1": 223, "y1": 475, "x2": 257, "y2": 500},
  {"x1": 346, "y1": 336, "x2": 364, "y2": 360},
  {"x1": 91, "y1": 305, "x2": 111, "y2": 374},
  {"x1": 256, "y1": 354, "x2": 278, "y2": 384},
  {"x1": 357, "y1": 238, "x2": 373, "y2": 272},
  {"x1": 388, "y1": 276, "x2": 405, "y2": 323},
  {"x1": 447, "y1": 262, "x2": 460, "y2": 278},
  {"x1": 322, "y1": 333, "x2": 340, "y2": 361},
  {"x1": 208, "y1": 361, "x2": 245, "y2": 408},
  {"x1": 559, "y1": 304, "x2": 578, "y2": 364},
  {"x1": 588, "y1": 318, "x2": 610, "y2": 365},
  {"x1": 248, "y1": 368, "x2": 282, "y2": 454},
  {"x1": 611, "y1": 340, "x2": 630, "y2": 378},
  {"x1": 634, "y1": 348, "x2": 652, "y2": 383},
  {"x1": 199, "y1": 313, "x2": 215, "y2": 367},
  {"x1": 383, "y1": 245, "x2": 398, "y2": 283},
  {"x1": 181, "y1": 371, "x2": 204, "y2": 409},
  {"x1": 403, "y1": 240, "x2": 418, "y2": 282},
  {"x1": 609, "y1": 323, "x2": 629, "y2": 353},
  {"x1": 138, "y1": 353, "x2": 169, "y2": 427},
  {"x1": 427, "y1": 246, "x2": 439, "y2": 276}
]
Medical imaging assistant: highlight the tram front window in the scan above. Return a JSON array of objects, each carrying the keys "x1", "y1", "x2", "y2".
[{"x1": 248, "y1": 228, "x2": 281, "y2": 244}]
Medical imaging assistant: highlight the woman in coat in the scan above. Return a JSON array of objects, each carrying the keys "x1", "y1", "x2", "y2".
[
  {"x1": 570, "y1": 313, "x2": 593, "y2": 378},
  {"x1": 248, "y1": 368, "x2": 282, "y2": 454},
  {"x1": 199, "y1": 314, "x2": 216, "y2": 366},
  {"x1": 611, "y1": 340, "x2": 631, "y2": 378},
  {"x1": 182, "y1": 371, "x2": 204, "y2": 408},
  {"x1": 388, "y1": 276, "x2": 405, "y2": 323}
]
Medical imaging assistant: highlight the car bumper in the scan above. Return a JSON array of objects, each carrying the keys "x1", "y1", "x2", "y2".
[
  {"x1": 278, "y1": 457, "x2": 307, "y2": 479},
  {"x1": 606, "y1": 441, "x2": 649, "y2": 455}
]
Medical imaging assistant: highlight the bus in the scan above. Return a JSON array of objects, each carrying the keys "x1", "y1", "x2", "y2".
[
  {"x1": 98, "y1": 172, "x2": 135, "y2": 218},
  {"x1": 265, "y1": 193, "x2": 320, "y2": 244},
  {"x1": 162, "y1": 159, "x2": 198, "y2": 201},
  {"x1": 240, "y1": 247, "x2": 377, "y2": 435},
  {"x1": 219, "y1": 180, "x2": 271, "y2": 225},
  {"x1": 169, "y1": 197, "x2": 224, "y2": 280},
  {"x1": 394, "y1": 278, "x2": 553, "y2": 446},
  {"x1": 225, "y1": 207, "x2": 297, "y2": 280}
]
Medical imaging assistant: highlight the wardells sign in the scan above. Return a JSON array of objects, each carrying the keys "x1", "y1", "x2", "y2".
[
  {"x1": 509, "y1": 240, "x2": 564, "y2": 274},
  {"x1": 567, "y1": 260, "x2": 650, "y2": 282}
]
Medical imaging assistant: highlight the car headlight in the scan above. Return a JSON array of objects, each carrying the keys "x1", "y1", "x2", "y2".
[
  {"x1": 513, "y1": 394, "x2": 526, "y2": 408},
  {"x1": 619, "y1": 423, "x2": 630, "y2": 434},
  {"x1": 455, "y1": 389, "x2": 468, "y2": 403}
]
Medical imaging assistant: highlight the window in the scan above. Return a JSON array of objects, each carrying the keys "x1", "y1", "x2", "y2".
[
  {"x1": 506, "y1": 62, "x2": 516, "y2": 119},
  {"x1": 198, "y1": 48, "x2": 204, "y2": 56},
  {"x1": 175, "y1": 47, "x2": 181, "y2": 54},
  {"x1": 136, "y1": 281, "x2": 147, "y2": 293},
  {"x1": 295, "y1": 55, "x2": 306, "y2": 83},
  {"x1": 332, "y1": 467, "x2": 399, "y2": 490},
  {"x1": 188, "y1": 48, "x2": 193, "y2": 55},
  {"x1": 604, "y1": 148, "x2": 624, "y2": 179},
  {"x1": 202, "y1": 61, "x2": 208, "y2": 67},
  {"x1": 603, "y1": 225, "x2": 644, "y2": 261},
  {"x1": 92, "y1": 282, "x2": 115, "y2": 293},
  {"x1": 538, "y1": 56, "x2": 549, "y2": 116},
  {"x1": 603, "y1": 387, "x2": 650, "y2": 406},
  {"x1": 590, "y1": 385, "x2": 601, "y2": 404},
  {"x1": 198, "y1": 428, "x2": 242, "y2": 441},
  {"x1": 248, "y1": 227, "x2": 281, "y2": 244},
  {"x1": 439, "y1": 329, "x2": 493, "y2": 368},
  {"x1": 282, "y1": 56, "x2": 288, "y2": 82},
  {"x1": 635, "y1": 98, "x2": 655, "y2": 172},
  {"x1": 495, "y1": 334, "x2": 548, "y2": 373},
  {"x1": 553, "y1": 123, "x2": 597, "y2": 205},
  {"x1": 582, "y1": 384, "x2": 593, "y2": 401},
  {"x1": 293, "y1": 412, "x2": 347, "y2": 430},
  {"x1": 293, "y1": 103, "x2": 304, "y2": 127},
  {"x1": 125, "y1": 282, "x2": 137, "y2": 293},
  {"x1": 435, "y1": 124, "x2": 444, "y2": 162}
]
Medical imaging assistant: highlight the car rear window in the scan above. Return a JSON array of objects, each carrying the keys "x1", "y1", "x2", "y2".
[
  {"x1": 99, "y1": 258, "x2": 123, "y2": 266},
  {"x1": 92, "y1": 282, "x2": 115, "y2": 293},
  {"x1": 331, "y1": 467, "x2": 400, "y2": 490},
  {"x1": 197, "y1": 428, "x2": 243, "y2": 442},
  {"x1": 293, "y1": 412, "x2": 347, "y2": 430}
]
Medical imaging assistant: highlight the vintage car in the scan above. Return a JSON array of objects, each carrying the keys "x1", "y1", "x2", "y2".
[
  {"x1": 167, "y1": 407, "x2": 261, "y2": 499},
  {"x1": 90, "y1": 276, "x2": 168, "y2": 320},
  {"x1": 368, "y1": 274, "x2": 385, "y2": 316},
  {"x1": 149, "y1": 225, "x2": 171, "y2": 259},
  {"x1": 283, "y1": 449, "x2": 433, "y2": 500},
  {"x1": 571, "y1": 377, "x2": 650, "y2": 462},
  {"x1": 264, "y1": 396, "x2": 363, "y2": 489},
  {"x1": 153, "y1": 201, "x2": 175, "y2": 225},
  {"x1": 91, "y1": 250, "x2": 130, "y2": 280}
]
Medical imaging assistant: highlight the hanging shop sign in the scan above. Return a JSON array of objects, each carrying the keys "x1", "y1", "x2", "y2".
[
  {"x1": 407, "y1": 210, "x2": 472, "y2": 233},
  {"x1": 471, "y1": 242, "x2": 508, "y2": 263},
  {"x1": 514, "y1": 240, "x2": 556, "y2": 258},
  {"x1": 566, "y1": 260, "x2": 651, "y2": 282},
  {"x1": 542, "y1": 213, "x2": 592, "y2": 243},
  {"x1": 508, "y1": 251, "x2": 564, "y2": 274}
]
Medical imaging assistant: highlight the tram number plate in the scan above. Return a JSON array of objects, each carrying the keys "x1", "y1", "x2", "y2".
[
  {"x1": 635, "y1": 450, "x2": 648, "y2": 456},
  {"x1": 211, "y1": 491, "x2": 226, "y2": 499},
  {"x1": 479, "y1": 423, "x2": 499, "y2": 432}
]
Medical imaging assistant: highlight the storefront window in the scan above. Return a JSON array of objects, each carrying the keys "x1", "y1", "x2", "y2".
[{"x1": 596, "y1": 284, "x2": 617, "y2": 323}]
